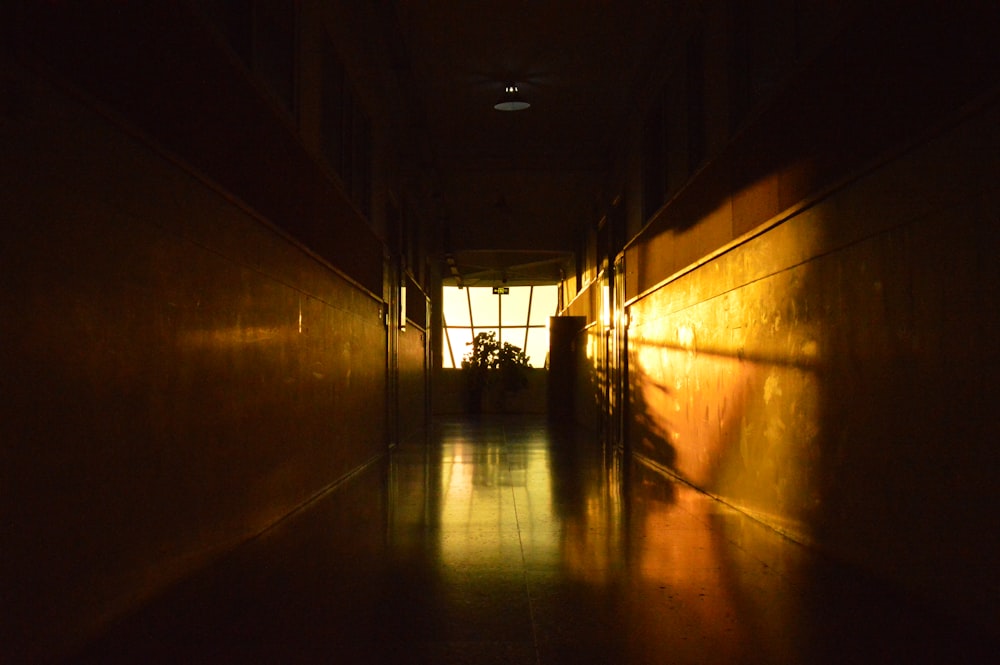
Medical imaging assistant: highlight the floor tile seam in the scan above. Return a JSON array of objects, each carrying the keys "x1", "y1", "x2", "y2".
[{"x1": 502, "y1": 423, "x2": 543, "y2": 665}]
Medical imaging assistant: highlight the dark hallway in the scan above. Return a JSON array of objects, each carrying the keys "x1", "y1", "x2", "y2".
[
  {"x1": 71, "y1": 417, "x2": 995, "y2": 664},
  {"x1": 3, "y1": 2, "x2": 1000, "y2": 662}
]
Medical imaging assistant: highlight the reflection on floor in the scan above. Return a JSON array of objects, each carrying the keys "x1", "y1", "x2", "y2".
[{"x1": 76, "y1": 416, "x2": 996, "y2": 664}]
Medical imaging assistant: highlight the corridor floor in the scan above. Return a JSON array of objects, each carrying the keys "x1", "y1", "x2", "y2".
[{"x1": 76, "y1": 416, "x2": 996, "y2": 664}]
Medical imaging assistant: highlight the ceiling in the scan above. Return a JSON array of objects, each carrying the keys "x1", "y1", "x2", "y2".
[{"x1": 377, "y1": 1, "x2": 685, "y2": 284}]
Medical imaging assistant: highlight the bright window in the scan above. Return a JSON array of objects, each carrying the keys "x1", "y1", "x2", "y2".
[{"x1": 441, "y1": 285, "x2": 558, "y2": 368}]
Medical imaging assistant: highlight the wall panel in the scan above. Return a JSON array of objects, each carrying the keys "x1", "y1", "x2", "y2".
[
  {"x1": 398, "y1": 326, "x2": 427, "y2": 441},
  {"x1": 626, "y1": 102, "x2": 1000, "y2": 633},
  {"x1": 0, "y1": 64, "x2": 387, "y2": 660}
]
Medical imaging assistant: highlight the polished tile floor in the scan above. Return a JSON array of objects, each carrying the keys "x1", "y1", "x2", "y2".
[{"x1": 76, "y1": 416, "x2": 996, "y2": 664}]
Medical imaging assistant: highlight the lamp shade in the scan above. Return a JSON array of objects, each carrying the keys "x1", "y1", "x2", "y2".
[{"x1": 494, "y1": 84, "x2": 530, "y2": 111}]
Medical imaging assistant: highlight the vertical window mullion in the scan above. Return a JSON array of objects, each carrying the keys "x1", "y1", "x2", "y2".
[
  {"x1": 523, "y1": 285, "x2": 533, "y2": 353},
  {"x1": 466, "y1": 287, "x2": 474, "y2": 339},
  {"x1": 443, "y1": 312, "x2": 455, "y2": 368}
]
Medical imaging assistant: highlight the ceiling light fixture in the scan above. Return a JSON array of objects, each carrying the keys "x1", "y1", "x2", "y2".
[{"x1": 494, "y1": 83, "x2": 530, "y2": 111}]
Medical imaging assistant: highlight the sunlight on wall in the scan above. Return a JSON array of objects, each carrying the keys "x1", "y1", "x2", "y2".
[
  {"x1": 629, "y1": 209, "x2": 825, "y2": 542},
  {"x1": 180, "y1": 325, "x2": 290, "y2": 348}
]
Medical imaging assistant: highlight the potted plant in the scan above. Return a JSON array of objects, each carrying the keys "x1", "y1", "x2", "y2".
[{"x1": 461, "y1": 331, "x2": 530, "y2": 413}]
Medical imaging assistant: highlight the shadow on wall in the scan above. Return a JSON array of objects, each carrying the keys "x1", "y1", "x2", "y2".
[
  {"x1": 626, "y1": 367, "x2": 677, "y2": 471},
  {"x1": 625, "y1": 101, "x2": 1000, "y2": 638},
  {"x1": 627, "y1": 322, "x2": 818, "y2": 539},
  {"x1": 598, "y1": 3, "x2": 1000, "y2": 640}
]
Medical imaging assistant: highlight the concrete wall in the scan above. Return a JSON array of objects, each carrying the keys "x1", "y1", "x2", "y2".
[
  {"x1": 627, "y1": 101, "x2": 1000, "y2": 635},
  {"x1": 1, "y1": 61, "x2": 388, "y2": 660}
]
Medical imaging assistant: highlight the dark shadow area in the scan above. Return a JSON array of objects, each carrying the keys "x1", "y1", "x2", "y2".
[
  {"x1": 641, "y1": 2, "x2": 999, "y2": 230},
  {"x1": 794, "y1": 560, "x2": 1000, "y2": 665},
  {"x1": 70, "y1": 459, "x2": 395, "y2": 664}
]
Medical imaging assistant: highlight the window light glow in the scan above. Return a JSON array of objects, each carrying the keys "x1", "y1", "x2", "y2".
[{"x1": 442, "y1": 285, "x2": 557, "y2": 368}]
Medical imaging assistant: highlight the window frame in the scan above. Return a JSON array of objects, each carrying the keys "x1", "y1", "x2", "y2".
[{"x1": 441, "y1": 285, "x2": 557, "y2": 368}]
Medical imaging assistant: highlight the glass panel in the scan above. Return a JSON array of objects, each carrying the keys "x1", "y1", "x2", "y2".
[
  {"x1": 524, "y1": 328, "x2": 550, "y2": 368},
  {"x1": 442, "y1": 286, "x2": 556, "y2": 367},
  {"x1": 501, "y1": 286, "x2": 531, "y2": 326},
  {"x1": 498, "y1": 326, "x2": 523, "y2": 349},
  {"x1": 467, "y1": 287, "x2": 499, "y2": 327},
  {"x1": 442, "y1": 327, "x2": 455, "y2": 369},
  {"x1": 529, "y1": 285, "x2": 559, "y2": 325},
  {"x1": 442, "y1": 286, "x2": 471, "y2": 327},
  {"x1": 445, "y1": 327, "x2": 474, "y2": 368}
]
